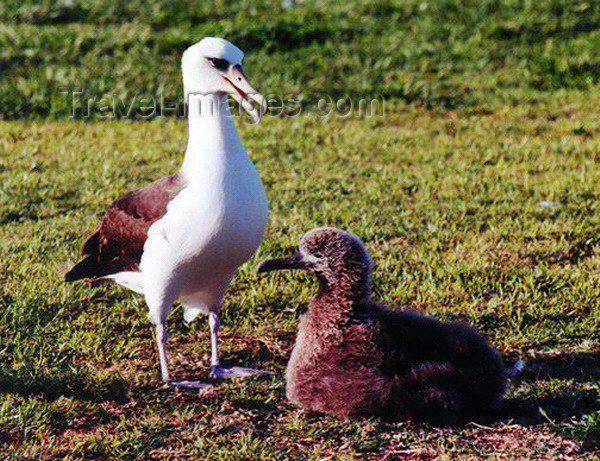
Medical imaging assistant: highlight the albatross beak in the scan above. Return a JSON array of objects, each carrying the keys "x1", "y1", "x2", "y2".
[
  {"x1": 257, "y1": 252, "x2": 307, "y2": 273},
  {"x1": 224, "y1": 65, "x2": 267, "y2": 122}
]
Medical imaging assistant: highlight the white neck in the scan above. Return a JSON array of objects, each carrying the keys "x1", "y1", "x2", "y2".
[{"x1": 181, "y1": 93, "x2": 245, "y2": 180}]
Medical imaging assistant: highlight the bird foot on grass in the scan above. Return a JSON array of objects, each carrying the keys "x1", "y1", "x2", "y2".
[
  {"x1": 170, "y1": 380, "x2": 214, "y2": 390},
  {"x1": 209, "y1": 365, "x2": 273, "y2": 380}
]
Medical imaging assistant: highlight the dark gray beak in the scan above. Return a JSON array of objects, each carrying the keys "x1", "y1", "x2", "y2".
[{"x1": 257, "y1": 252, "x2": 307, "y2": 273}]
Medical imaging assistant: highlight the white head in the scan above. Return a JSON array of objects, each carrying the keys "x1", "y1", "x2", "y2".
[{"x1": 182, "y1": 37, "x2": 266, "y2": 121}]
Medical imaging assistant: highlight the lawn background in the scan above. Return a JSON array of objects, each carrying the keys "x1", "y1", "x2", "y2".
[{"x1": 1, "y1": 0, "x2": 599, "y2": 458}]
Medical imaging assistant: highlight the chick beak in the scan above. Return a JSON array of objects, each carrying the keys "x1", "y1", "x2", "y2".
[
  {"x1": 257, "y1": 252, "x2": 307, "y2": 273},
  {"x1": 224, "y1": 64, "x2": 267, "y2": 122}
]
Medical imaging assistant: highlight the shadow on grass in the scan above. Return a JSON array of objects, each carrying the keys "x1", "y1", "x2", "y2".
[
  {"x1": 0, "y1": 366, "x2": 130, "y2": 403},
  {"x1": 493, "y1": 351, "x2": 599, "y2": 426},
  {"x1": 230, "y1": 397, "x2": 281, "y2": 413},
  {"x1": 203, "y1": 324, "x2": 297, "y2": 372},
  {"x1": 510, "y1": 351, "x2": 600, "y2": 384},
  {"x1": 498, "y1": 395, "x2": 599, "y2": 426}
]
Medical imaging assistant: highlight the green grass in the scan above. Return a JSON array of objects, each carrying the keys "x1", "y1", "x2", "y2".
[
  {"x1": 1, "y1": 0, "x2": 600, "y2": 458},
  {"x1": 1, "y1": 94, "x2": 599, "y2": 457},
  {"x1": 1, "y1": 0, "x2": 600, "y2": 118}
]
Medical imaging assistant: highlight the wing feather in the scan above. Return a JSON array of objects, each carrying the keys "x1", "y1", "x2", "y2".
[{"x1": 65, "y1": 173, "x2": 186, "y2": 281}]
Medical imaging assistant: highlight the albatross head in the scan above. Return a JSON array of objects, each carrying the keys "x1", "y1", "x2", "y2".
[
  {"x1": 257, "y1": 228, "x2": 375, "y2": 300},
  {"x1": 182, "y1": 37, "x2": 267, "y2": 121}
]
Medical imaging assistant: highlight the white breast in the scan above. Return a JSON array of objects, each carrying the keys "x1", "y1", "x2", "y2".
[{"x1": 141, "y1": 151, "x2": 268, "y2": 301}]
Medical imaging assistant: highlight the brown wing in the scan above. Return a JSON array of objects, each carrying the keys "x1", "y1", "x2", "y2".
[{"x1": 65, "y1": 173, "x2": 186, "y2": 281}]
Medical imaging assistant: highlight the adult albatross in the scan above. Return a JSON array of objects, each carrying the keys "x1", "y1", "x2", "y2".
[{"x1": 65, "y1": 37, "x2": 269, "y2": 387}]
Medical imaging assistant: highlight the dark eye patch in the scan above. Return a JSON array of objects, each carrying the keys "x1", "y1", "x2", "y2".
[{"x1": 209, "y1": 58, "x2": 229, "y2": 71}]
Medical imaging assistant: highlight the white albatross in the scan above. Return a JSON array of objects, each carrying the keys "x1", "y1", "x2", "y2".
[{"x1": 65, "y1": 37, "x2": 269, "y2": 387}]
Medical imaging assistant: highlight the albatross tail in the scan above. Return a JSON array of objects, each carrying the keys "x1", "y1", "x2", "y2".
[{"x1": 64, "y1": 255, "x2": 99, "y2": 282}]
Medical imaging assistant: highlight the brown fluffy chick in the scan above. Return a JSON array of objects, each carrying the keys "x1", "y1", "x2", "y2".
[{"x1": 257, "y1": 228, "x2": 506, "y2": 425}]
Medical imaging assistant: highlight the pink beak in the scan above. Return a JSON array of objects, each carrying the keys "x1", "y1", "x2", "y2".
[{"x1": 224, "y1": 65, "x2": 267, "y2": 121}]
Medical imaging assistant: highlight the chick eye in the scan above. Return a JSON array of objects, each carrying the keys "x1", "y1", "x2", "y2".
[
  {"x1": 313, "y1": 253, "x2": 324, "y2": 259},
  {"x1": 209, "y1": 58, "x2": 229, "y2": 71}
]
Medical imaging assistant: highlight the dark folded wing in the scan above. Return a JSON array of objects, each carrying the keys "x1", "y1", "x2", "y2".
[{"x1": 65, "y1": 173, "x2": 186, "y2": 281}]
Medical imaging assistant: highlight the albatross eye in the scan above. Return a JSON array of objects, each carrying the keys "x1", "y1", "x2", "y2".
[{"x1": 209, "y1": 58, "x2": 229, "y2": 71}]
